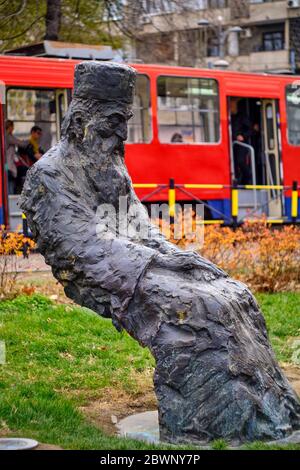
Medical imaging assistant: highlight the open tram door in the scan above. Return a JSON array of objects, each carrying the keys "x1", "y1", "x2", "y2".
[
  {"x1": 261, "y1": 99, "x2": 283, "y2": 219},
  {"x1": 228, "y1": 96, "x2": 283, "y2": 221}
]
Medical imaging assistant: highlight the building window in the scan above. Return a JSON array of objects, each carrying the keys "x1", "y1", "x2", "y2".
[
  {"x1": 136, "y1": 32, "x2": 175, "y2": 64},
  {"x1": 157, "y1": 76, "x2": 220, "y2": 144},
  {"x1": 208, "y1": 0, "x2": 228, "y2": 7},
  {"x1": 143, "y1": 0, "x2": 177, "y2": 15},
  {"x1": 286, "y1": 84, "x2": 300, "y2": 146},
  {"x1": 127, "y1": 75, "x2": 152, "y2": 143},
  {"x1": 143, "y1": 0, "x2": 207, "y2": 14},
  {"x1": 207, "y1": 35, "x2": 220, "y2": 57},
  {"x1": 263, "y1": 31, "x2": 284, "y2": 51},
  {"x1": 178, "y1": 29, "x2": 203, "y2": 67}
]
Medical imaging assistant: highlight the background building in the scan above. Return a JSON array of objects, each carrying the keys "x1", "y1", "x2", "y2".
[{"x1": 125, "y1": 0, "x2": 300, "y2": 74}]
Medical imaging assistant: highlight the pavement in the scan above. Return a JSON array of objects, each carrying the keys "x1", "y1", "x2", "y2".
[{"x1": 9, "y1": 253, "x2": 50, "y2": 272}]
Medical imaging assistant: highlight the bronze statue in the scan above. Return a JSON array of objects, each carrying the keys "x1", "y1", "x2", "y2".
[{"x1": 21, "y1": 61, "x2": 299, "y2": 445}]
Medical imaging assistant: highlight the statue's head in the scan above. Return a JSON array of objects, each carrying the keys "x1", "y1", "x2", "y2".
[{"x1": 62, "y1": 61, "x2": 136, "y2": 144}]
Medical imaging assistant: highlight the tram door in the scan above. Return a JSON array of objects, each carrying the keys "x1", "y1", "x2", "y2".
[{"x1": 261, "y1": 99, "x2": 283, "y2": 218}]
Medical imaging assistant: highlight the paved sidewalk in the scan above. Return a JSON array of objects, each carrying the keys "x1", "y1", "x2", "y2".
[{"x1": 13, "y1": 253, "x2": 50, "y2": 272}]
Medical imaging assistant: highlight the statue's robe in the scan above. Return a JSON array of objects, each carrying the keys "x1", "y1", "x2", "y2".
[{"x1": 21, "y1": 129, "x2": 300, "y2": 445}]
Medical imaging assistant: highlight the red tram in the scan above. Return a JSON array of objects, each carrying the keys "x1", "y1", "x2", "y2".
[{"x1": 0, "y1": 55, "x2": 299, "y2": 229}]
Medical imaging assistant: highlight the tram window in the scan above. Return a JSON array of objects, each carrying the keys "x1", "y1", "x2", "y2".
[
  {"x1": 157, "y1": 76, "x2": 220, "y2": 144},
  {"x1": 286, "y1": 84, "x2": 300, "y2": 146},
  {"x1": 127, "y1": 75, "x2": 152, "y2": 143},
  {"x1": 7, "y1": 88, "x2": 57, "y2": 152},
  {"x1": 265, "y1": 104, "x2": 275, "y2": 150}
]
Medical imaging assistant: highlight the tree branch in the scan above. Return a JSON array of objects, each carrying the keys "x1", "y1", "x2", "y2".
[
  {"x1": 0, "y1": 0, "x2": 27, "y2": 20},
  {"x1": 0, "y1": 13, "x2": 44, "y2": 41}
]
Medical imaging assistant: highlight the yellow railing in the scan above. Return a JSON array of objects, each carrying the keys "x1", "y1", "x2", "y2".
[
  {"x1": 20, "y1": 180, "x2": 300, "y2": 234},
  {"x1": 133, "y1": 179, "x2": 299, "y2": 225}
]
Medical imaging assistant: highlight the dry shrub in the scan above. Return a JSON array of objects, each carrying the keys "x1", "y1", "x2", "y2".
[
  {"x1": 156, "y1": 216, "x2": 300, "y2": 293},
  {"x1": 201, "y1": 221, "x2": 300, "y2": 292},
  {"x1": 0, "y1": 225, "x2": 35, "y2": 299}
]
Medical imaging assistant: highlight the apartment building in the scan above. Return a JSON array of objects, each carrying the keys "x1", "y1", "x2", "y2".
[{"x1": 127, "y1": 0, "x2": 300, "y2": 73}]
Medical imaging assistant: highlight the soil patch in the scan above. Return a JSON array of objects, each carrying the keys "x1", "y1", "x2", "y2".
[
  {"x1": 80, "y1": 387, "x2": 157, "y2": 436},
  {"x1": 80, "y1": 365, "x2": 300, "y2": 437}
]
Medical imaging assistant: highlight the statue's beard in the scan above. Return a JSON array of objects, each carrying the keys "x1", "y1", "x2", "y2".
[
  {"x1": 80, "y1": 128, "x2": 128, "y2": 205},
  {"x1": 82, "y1": 127, "x2": 123, "y2": 158},
  {"x1": 101, "y1": 134, "x2": 122, "y2": 154}
]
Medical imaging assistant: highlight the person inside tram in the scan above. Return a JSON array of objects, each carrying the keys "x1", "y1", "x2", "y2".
[
  {"x1": 252, "y1": 122, "x2": 263, "y2": 185},
  {"x1": 230, "y1": 98, "x2": 252, "y2": 185},
  {"x1": 171, "y1": 132, "x2": 183, "y2": 143},
  {"x1": 26, "y1": 125, "x2": 44, "y2": 162},
  {"x1": 5, "y1": 120, "x2": 29, "y2": 194},
  {"x1": 16, "y1": 126, "x2": 44, "y2": 193}
]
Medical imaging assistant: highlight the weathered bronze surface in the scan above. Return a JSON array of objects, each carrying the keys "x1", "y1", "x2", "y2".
[{"x1": 21, "y1": 61, "x2": 300, "y2": 445}]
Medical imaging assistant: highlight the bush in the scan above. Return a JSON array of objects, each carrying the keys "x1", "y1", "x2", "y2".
[
  {"x1": 200, "y1": 221, "x2": 300, "y2": 292},
  {"x1": 157, "y1": 217, "x2": 300, "y2": 292},
  {"x1": 0, "y1": 225, "x2": 35, "y2": 299}
]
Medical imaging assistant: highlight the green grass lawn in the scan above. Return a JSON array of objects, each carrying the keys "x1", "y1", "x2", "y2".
[{"x1": 0, "y1": 292, "x2": 299, "y2": 450}]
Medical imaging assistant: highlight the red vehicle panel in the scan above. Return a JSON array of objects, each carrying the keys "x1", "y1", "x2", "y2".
[{"x1": 0, "y1": 56, "x2": 299, "y2": 226}]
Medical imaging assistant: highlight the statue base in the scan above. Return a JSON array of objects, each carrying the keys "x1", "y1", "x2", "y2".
[{"x1": 116, "y1": 411, "x2": 300, "y2": 448}]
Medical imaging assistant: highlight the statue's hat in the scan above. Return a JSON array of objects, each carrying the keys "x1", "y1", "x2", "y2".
[{"x1": 73, "y1": 61, "x2": 136, "y2": 104}]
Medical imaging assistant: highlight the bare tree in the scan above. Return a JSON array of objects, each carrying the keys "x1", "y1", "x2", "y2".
[
  {"x1": 103, "y1": 1, "x2": 228, "y2": 66},
  {"x1": 0, "y1": 0, "x2": 248, "y2": 65},
  {"x1": 102, "y1": 1, "x2": 250, "y2": 67}
]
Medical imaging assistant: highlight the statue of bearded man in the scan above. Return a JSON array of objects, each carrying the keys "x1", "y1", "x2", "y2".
[{"x1": 21, "y1": 61, "x2": 300, "y2": 446}]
